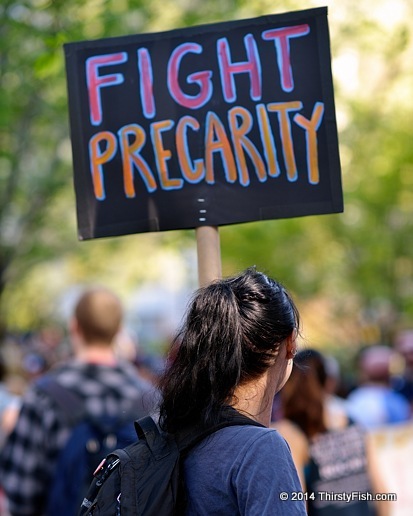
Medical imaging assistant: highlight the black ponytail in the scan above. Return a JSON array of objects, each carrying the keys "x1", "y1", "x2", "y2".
[{"x1": 158, "y1": 267, "x2": 299, "y2": 432}]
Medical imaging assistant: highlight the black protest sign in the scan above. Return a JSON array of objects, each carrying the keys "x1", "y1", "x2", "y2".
[{"x1": 64, "y1": 7, "x2": 343, "y2": 240}]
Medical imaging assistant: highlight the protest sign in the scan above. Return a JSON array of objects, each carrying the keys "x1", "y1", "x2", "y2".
[{"x1": 65, "y1": 6, "x2": 342, "y2": 242}]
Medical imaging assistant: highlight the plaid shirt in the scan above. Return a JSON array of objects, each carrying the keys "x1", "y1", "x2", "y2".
[{"x1": 0, "y1": 359, "x2": 157, "y2": 516}]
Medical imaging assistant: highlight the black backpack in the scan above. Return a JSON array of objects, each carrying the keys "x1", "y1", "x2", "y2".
[
  {"x1": 79, "y1": 407, "x2": 264, "y2": 515},
  {"x1": 37, "y1": 376, "x2": 147, "y2": 516}
]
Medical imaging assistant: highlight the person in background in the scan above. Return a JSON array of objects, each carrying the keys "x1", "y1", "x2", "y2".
[
  {"x1": 0, "y1": 286, "x2": 156, "y2": 516},
  {"x1": 392, "y1": 329, "x2": 413, "y2": 409},
  {"x1": 158, "y1": 267, "x2": 306, "y2": 515},
  {"x1": 346, "y1": 345, "x2": 411, "y2": 429},
  {"x1": 273, "y1": 349, "x2": 388, "y2": 516}
]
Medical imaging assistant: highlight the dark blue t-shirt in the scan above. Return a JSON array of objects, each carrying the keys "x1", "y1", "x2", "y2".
[{"x1": 184, "y1": 425, "x2": 306, "y2": 515}]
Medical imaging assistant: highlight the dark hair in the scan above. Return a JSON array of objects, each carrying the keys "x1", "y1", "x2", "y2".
[
  {"x1": 280, "y1": 349, "x2": 327, "y2": 438},
  {"x1": 158, "y1": 267, "x2": 300, "y2": 433}
]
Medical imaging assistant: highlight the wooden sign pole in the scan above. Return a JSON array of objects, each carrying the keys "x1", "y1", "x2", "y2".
[{"x1": 196, "y1": 226, "x2": 222, "y2": 287}]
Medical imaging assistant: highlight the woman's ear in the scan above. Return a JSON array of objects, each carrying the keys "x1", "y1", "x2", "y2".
[{"x1": 285, "y1": 331, "x2": 298, "y2": 360}]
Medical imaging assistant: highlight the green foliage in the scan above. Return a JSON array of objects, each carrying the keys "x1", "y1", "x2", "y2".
[{"x1": 1, "y1": 0, "x2": 413, "y2": 347}]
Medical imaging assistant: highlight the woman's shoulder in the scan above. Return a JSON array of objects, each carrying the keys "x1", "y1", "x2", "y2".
[
  {"x1": 190, "y1": 423, "x2": 286, "y2": 453},
  {"x1": 219, "y1": 422, "x2": 287, "y2": 442},
  {"x1": 199, "y1": 423, "x2": 295, "y2": 465}
]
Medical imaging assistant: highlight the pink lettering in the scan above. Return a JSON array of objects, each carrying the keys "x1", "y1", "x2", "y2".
[
  {"x1": 137, "y1": 48, "x2": 155, "y2": 119},
  {"x1": 167, "y1": 43, "x2": 212, "y2": 109},
  {"x1": 262, "y1": 25, "x2": 310, "y2": 92},
  {"x1": 86, "y1": 53, "x2": 127, "y2": 126},
  {"x1": 217, "y1": 34, "x2": 262, "y2": 103}
]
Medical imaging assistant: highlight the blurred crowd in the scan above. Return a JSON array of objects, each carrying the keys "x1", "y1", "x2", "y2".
[{"x1": 271, "y1": 330, "x2": 413, "y2": 516}]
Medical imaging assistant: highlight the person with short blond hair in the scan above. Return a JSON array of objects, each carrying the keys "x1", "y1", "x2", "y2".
[{"x1": 73, "y1": 287, "x2": 123, "y2": 345}]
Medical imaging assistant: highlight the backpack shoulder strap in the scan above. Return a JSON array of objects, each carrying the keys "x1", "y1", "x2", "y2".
[
  {"x1": 36, "y1": 376, "x2": 85, "y2": 426},
  {"x1": 134, "y1": 416, "x2": 177, "y2": 460},
  {"x1": 134, "y1": 415, "x2": 158, "y2": 441}
]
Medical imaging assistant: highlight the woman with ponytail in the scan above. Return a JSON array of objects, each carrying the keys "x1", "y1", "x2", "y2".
[{"x1": 158, "y1": 267, "x2": 306, "y2": 515}]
